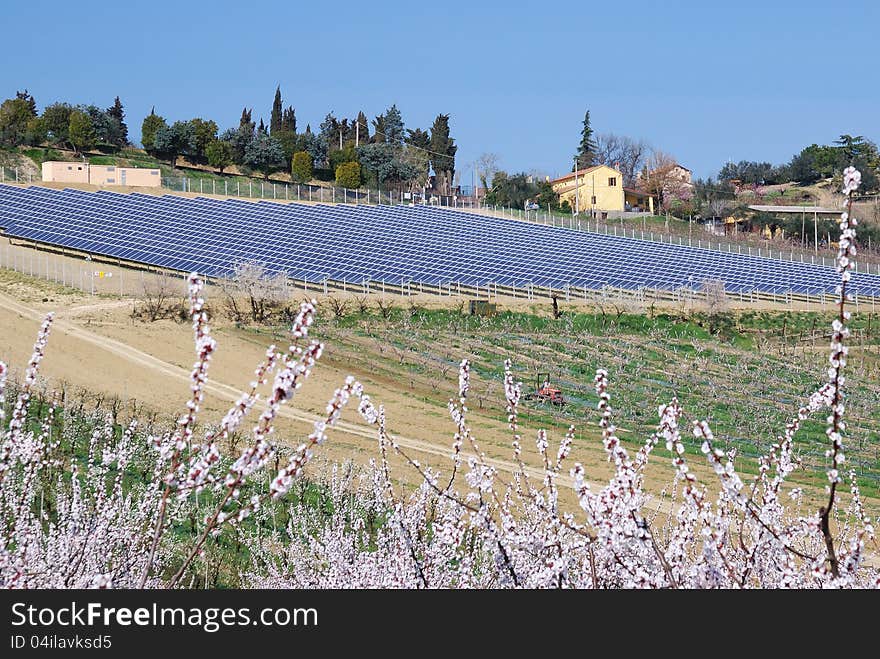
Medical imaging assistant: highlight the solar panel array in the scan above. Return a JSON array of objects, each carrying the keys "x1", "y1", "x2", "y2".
[{"x1": 1, "y1": 184, "x2": 878, "y2": 297}]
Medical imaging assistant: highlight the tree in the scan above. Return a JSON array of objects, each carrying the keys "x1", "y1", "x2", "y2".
[
  {"x1": 400, "y1": 145, "x2": 430, "y2": 192},
  {"x1": 382, "y1": 104, "x2": 404, "y2": 145},
  {"x1": 835, "y1": 135, "x2": 879, "y2": 191},
  {"x1": 534, "y1": 181, "x2": 567, "y2": 212},
  {"x1": 141, "y1": 108, "x2": 167, "y2": 154},
  {"x1": 270, "y1": 86, "x2": 283, "y2": 135},
  {"x1": 484, "y1": 171, "x2": 538, "y2": 209},
  {"x1": 274, "y1": 105, "x2": 298, "y2": 163},
  {"x1": 78, "y1": 105, "x2": 123, "y2": 148},
  {"x1": 788, "y1": 144, "x2": 844, "y2": 184},
  {"x1": 244, "y1": 130, "x2": 285, "y2": 180},
  {"x1": 291, "y1": 151, "x2": 313, "y2": 183},
  {"x1": 24, "y1": 116, "x2": 47, "y2": 146},
  {"x1": 281, "y1": 106, "x2": 296, "y2": 134},
  {"x1": 221, "y1": 261, "x2": 289, "y2": 323},
  {"x1": 190, "y1": 118, "x2": 219, "y2": 161},
  {"x1": 299, "y1": 131, "x2": 327, "y2": 170},
  {"x1": 335, "y1": 161, "x2": 361, "y2": 189},
  {"x1": 372, "y1": 113, "x2": 386, "y2": 143},
  {"x1": 594, "y1": 133, "x2": 648, "y2": 186},
  {"x1": 406, "y1": 128, "x2": 430, "y2": 150},
  {"x1": 68, "y1": 109, "x2": 96, "y2": 155},
  {"x1": 154, "y1": 120, "x2": 195, "y2": 167},
  {"x1": 329, "y1": 144, "x2": 358, "y2": 172},
  {"x1": 575, "y1": 110, "x2": 597, "y2": 169},
  {"x1": 718, "y1": 160, "x2": 783, "y2": 185},
  {"x1": 319, "y1": 113, "x2": 340, "y2": 154},
  {"x1": 429, "y1": 114, "x2": 456, "y2": 195},
  {"x1": 106, "y1": 96, "x2": 128, "y2": 147},
  {"x1": 15, "y1": 89, "x2": 37, "y2": 118},
  {"x1": 43, "y1": 102, "x2": 73, "y2": 148},
  {"x1": 356, "y1": 143, "x2": 393, "y2": 184},
  {"x1": 228, "y1": 108, "x2": 256, "y2": 165},
  {"x1": 475, "y1": 153, "x2": 500, "y2": 192},
  {"x1": 0, "y1": 97, "x2": 33, "y2": 147},
  {"x1": 205, "y1": 139, "x2": 233, "y2": 173}
]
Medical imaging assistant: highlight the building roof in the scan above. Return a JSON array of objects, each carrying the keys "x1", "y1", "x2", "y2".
[
  {"x1": 550, "y1": 164, "x2": 620, "y2": 185},
  {"x1": 748, "y1": 205, "x2": 840, "y2": 214},
  {"x1": 623, "y1": 187, "x2": 653, "y2": 199}
]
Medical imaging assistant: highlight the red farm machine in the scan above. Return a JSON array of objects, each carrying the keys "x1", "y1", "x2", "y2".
[{"x1": 523, "y1": 372, "x2": 566, "y2": 407}]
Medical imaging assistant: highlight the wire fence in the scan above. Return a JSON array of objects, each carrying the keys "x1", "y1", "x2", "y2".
[
  {"x1": 160, "y1": 175, "x2": 483, "y2": 209},
  {"x1": 0, "y1": 166, "x2": 38, "y2": 184}
]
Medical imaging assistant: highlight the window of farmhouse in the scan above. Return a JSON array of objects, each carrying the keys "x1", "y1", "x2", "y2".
[{"x1": 608, "y1": 177, "x2": 617, "y2": 186}]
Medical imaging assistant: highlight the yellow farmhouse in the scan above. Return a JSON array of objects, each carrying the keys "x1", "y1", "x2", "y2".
[{"x1": 551, "y1": 164, "x2": 654, "y2": 217}]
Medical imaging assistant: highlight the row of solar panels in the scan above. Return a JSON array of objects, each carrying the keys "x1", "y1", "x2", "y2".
[{"x1": 0, "y1": 184, "x2": 876, "y2": 296}]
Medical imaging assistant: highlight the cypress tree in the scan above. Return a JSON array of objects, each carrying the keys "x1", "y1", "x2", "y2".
[
  {"x1": 281, "y1": 106, "x2": 296, "y2": 134},
  {"x1": 106, "y1": 96, "x2": 128, "y2": 146},
  {"x1": 372, "y1": 113, "x2": 385, "y2": 143},
  {"x1": 575, "y1": 110, "x2": 597, "y2": 169},
  {"x1": 429, "y1": 114, "x2": 457, "y2": 195},
  {"x1": 270, "y1": 86, "x2": 283, "y2": 135}
]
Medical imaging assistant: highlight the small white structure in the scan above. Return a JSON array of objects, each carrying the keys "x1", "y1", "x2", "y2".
[{"x1": 41, "y1": 161, "x2": 161, "y2": 187}]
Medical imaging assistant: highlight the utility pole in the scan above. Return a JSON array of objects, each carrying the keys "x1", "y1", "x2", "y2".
[
  {"x1": 573, "y1": 156, "x2": 579, "y2": 216},
  {"x1": 814, "y1": 210, "x2": 818, "y2": 254},
  {"x1": 355, "y1": 121, "x2": 359, "y2": 147},
  {"x1": 472, "y1": 162, "x2": 476, "y2": 209}
]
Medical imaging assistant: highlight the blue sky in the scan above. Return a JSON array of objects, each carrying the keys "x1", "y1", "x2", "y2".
[{"x1": 2, "y1": 0, "x2": 876, "y2": 182}]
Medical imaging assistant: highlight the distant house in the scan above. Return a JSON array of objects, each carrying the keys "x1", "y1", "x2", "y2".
[
  {"x1": 551, "y1": 164, "x2": 654, "y2": 217},
  {"x1": 668, "y1": 164, "x2": 693, "y2": 188}
]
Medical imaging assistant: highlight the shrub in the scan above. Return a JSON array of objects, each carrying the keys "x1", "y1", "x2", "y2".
[
  {"x1": 291, "y1": 151, "x2": 313, "y2": 184},
  {"x1": 335, "y1": 161, "x2": 361, "y2": 189}
]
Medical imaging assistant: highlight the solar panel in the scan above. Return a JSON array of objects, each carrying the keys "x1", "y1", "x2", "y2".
[{"x1": 0, "y1": 184, "x2": 876, "y2": 298}]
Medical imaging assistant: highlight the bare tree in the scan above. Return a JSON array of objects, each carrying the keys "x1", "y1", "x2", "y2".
[
  {"x1": 326, "y1": 297, "x2": 350, "y2": 320},
  {"x1": 136, "y1": 272, "x2": 182, "y2": 322},
  {"x1": 376, "y1": 298, "x2": 395, "y2": 320},
  {"x1": 475, "y1": 152, "x2": 500, "y2": 192},
  {"x1": 220, "y1": 261, "x2": 290, "y2": 323},
  {"x1": 594, "y1": 133, "x2": 649, "y2": 186},
  {"x1": 702, "y1": 279, "x2": 730, "y2": 316},
  {"x1": 709, "y1": 197, "x2": 731, "y2": 218}
]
